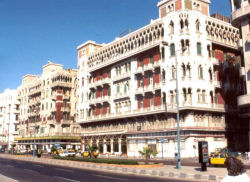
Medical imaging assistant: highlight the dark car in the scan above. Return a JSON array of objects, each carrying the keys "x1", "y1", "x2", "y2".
[{"x1": 0, "y1": 148, "x2": 5, "y2": 153}]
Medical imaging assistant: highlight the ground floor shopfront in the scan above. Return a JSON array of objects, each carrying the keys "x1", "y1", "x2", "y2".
[
  {"x1": 15, "y1": 136, "x2": 81, "y2": 152},
  {"x1": 81, "y1": 129, "x2": 227, "y2": 158}
]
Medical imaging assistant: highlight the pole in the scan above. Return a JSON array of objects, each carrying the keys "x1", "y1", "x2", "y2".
[
  {"x1": 161, "y1": 141, "x2": 163, "y2": 160},
  {"x1": 176, "y1": 51, "x2": 181, "y2": 169}
]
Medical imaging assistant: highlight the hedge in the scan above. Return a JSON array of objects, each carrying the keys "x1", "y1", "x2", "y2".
[{"x1": 52, "y1": 156, "x2": 138, "y2": 165}]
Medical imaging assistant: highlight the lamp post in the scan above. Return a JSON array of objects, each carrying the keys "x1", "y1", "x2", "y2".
[{"x1": 162, "y1": 41, "x2": 186, "y2": 169}]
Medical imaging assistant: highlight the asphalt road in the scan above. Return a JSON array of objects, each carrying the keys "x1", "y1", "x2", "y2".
[{"x1": 0, "y1": 158, "x2": 193, "y2": 182}]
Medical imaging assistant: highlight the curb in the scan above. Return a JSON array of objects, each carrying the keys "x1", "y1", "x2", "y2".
[{"x1": 0, "y1": 155, "x2": 224, "y2": 182}]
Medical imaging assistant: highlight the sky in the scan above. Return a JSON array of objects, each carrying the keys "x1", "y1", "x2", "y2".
[{"x1": 0, "y1": 0, "x2": 231, "y2": 92}]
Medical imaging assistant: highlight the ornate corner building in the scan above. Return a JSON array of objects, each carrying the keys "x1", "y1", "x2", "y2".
[
  {"x1": 0, "y1": 89, "x2": 19, "y2": 150},
  {"x1": 77, "y1": 0, "x2": 245, "y2": 158},
  {"x1": 15, "y1": 61, "x2": 81, "y2": 151}
]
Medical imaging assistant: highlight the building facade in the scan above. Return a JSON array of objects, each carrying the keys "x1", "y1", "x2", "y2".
[
  {"x1": 230, "y1": 0, "x2": 250, "y2": 151},
  {"x1": 0, "y1": 89, "x2": 19, "y2": 150},
  {"x1": 77, "y1": 0, "x2": 244, "y2": 157},
  {"x1": 15, "y1": 61, "x2": 81, "y2": 152}
]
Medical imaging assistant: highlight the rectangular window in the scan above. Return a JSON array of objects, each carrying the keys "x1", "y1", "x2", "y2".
[
  {"x1": 170, "y1": 44, "x2": 175, "y2": 56},
  {"x1": 197, "y1": 43, "x2": 202, "y2": 55},
  {"x1": 150, "y1": 55, "x2": 153, "y2": 64}
]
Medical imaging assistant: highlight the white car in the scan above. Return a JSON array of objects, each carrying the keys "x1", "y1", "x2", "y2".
[{"x1": 58, "y1": 150, "x2": 75, "y2": 157}]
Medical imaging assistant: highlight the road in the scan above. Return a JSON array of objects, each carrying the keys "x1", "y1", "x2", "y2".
[{"x1": 0, "y1": 158, "x2": 192, "y2": 182}]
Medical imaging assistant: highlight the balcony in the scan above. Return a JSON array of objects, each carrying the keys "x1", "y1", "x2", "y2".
[
  {"x1": 135, "y1": 87, "x2": 143, "y2": 95},
  {"x1": 51, "y1": 81, "x2": 72, "y2": 88},
  {"x1": 28, "y1": 88, "x2": 42, "y2": 96},
  {"x1": 102, "y1": 95, "x2": 111, "y2": 103},
  {"x1": 232, "y1": 4, "x2": 250, "y2": 24},
  {"x1": 144, "y1": 63, "x2": 153, "y2": 72},
  {"x1": 213, "y1": 80, "x2": 221, "y2": 88},
  {"x1": 211, "y1": 58, "x2": 220, "y2": 66},
  {"x1": 61, "y1": 120, "x2": 72, "y2": 125},
  {"x1": 61, "y1": 107, "x2": 70, "y2": 113},
  {"x1": 63, "y1": 94, "x2": 70, "y2": 100},
  {"x1": 135, "y1": 67, "x2": 143, "y2": 74},
  {"x1": 102, "y1": 77, "x2": 111, "y2": 85},
  {"x1": 238, "y1": 94, "x2": 250, "y2": 107},
  {"x1": 153, "y1": 83, "x2": 161, "y2": 90},
  {"x1": 153, "y1": 60, "x2": 161, "y2": 68},
  {"x1": 144, "y1": 84, "x2": 153, "y2": 93}
]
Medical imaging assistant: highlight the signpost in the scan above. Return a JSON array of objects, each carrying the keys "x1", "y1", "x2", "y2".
[{"x1": 198, "y1": 141, "x2": 209, "y2": 171}]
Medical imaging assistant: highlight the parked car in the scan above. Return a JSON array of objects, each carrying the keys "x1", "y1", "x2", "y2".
[
  {"x1": 58, "y1": 150, "x2": 75, "y2": 157},
  {"x1": 0, "y1": 148, "x2": 5, "y2": 153}
]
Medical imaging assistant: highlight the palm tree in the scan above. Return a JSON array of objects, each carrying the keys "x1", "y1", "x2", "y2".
[
  {"x1": 85, "y1": 145, "x2": 98, "y2": 158},
  {"x1": 139, "y1": 147, "x2": 158, "y2": 164}
]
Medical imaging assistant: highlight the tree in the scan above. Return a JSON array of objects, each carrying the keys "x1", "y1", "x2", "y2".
[
  {"x1": 85, "y1": 145, "x2": 98, "y2": 158},
  {"x1": 139, "y1": 147, "x2": 158, "y2": 164}
]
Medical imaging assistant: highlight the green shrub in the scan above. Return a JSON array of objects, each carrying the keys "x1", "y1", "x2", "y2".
[{"x1": 52, "y1": 156, "x2": 138, "y2": 165}]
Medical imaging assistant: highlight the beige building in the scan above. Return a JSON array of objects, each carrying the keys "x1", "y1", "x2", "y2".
[
  {"x1": 16, "y1": 61, "x2": 80, "y2": 152},
  {"x1": 230, "y1": 0, "x2": 250, "y2": 151},
  {"x1": 0, "y1": 89, "x2": 19, "y2": 150}
]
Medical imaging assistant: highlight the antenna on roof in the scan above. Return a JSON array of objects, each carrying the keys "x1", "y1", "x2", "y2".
[{"x1": 118, "y1": 29, "x2": 133, "y2": 38}]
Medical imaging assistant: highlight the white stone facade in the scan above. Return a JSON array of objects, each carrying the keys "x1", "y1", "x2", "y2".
[
  {"x1": 0, "y1": 89, "x2": 19, "y2": 150},
  {"x1": 76, "y1": 0, "x2": 243, "y2": 158}
]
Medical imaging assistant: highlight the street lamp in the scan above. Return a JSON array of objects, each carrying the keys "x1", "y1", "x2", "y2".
[
  {"x1": 162, "y1": 41, "x2": 186, "y2": 169},
  {"x1": 33, "y1": 105, "x2": 38, "y2": 157}
]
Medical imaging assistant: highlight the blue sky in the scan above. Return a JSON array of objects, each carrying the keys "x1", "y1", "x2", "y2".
[{"x1": 0, "y1": 0, "x2": 231, "y2": 92}]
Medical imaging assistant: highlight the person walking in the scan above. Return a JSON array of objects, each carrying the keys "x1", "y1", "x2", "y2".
[{"x1": 221, "y1": 156, "x2": 250, "y2": 182}]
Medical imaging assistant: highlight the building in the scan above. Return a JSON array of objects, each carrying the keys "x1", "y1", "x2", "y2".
[
  {"x1": 15, "y1": 61, "x2": 81, "y2": 152},
  {"x1": 76, "y1": 0, "x2": 243, "y2": 158},
  {"x1": 230, "y1": 0, "x2": 250, "y2": 151},
  {"x1": 0, "y1": 89, "x2": 19, "y2": 150}
]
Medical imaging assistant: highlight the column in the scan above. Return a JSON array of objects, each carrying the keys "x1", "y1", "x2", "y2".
[
  {"x1": 110, "y1": 138, "x2": 114, "y2": 154},
  {"x1": 103, "y1": 139, "x2": 107, "y2": 154},
  {"x1": 118, "y1": 138, "x2": 122, "y2": 154},
  {"x1": 96, "y1": 139, "x2": 99, "y2": 152},
  {"x1": 230, "y1": 0, "x2": 235, "y2": 12},
  {"x1": 82, "y1": 143, "x2": 85, "y2": 152}
]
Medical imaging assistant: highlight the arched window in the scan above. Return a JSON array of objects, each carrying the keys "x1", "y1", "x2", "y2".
[
  {"x1": 198, "y1": 65, "x2": 203, "y2": 79},
  {"x1": 182, "y1": 63, "x2": 186, "y2": 77},
  {"x1": 197, "y1": 42, "x2": 202, "y2": 55},
  {"x1": 170, "y1": 91, "x2": 174, "y2": 103},
  {"x1": 187, "y1": 88, "x2": 192, "y2": 103},
  {"x1": 209, "y1": 68, "x2": 213, "y2": 81},
  {"x1": 171, "y1": 66, "x2": 176, "y2": 79},
  {"x1": 180, "y1": 19, "x2": 184, "y2": 30},
  {"x1": 185, "y1": 19, "x2": 188, "y2": 29},
  {"x1": 187, "y1": 64, "x2": 191, "y2": 77},
  {"x1": 170, "y1": 43, "x2": 175, "y2": 56},
  {"x1": 183, "y1": 88, "x2": 187, "y2": 102},
  {"x1": 202, "y1": 90, "x2": 206, "y2": 103},
  {"x1": 196, "y1": 19, "x2": 200, "y2": 32},
  {"x1": 197, "y1": 89, "x2": 201, "y2": 103},
  {"x1": 162, "y1": 69, "x2": 166, "y2": 81},
  {"x1": 169, "y1": 21, "x2": 174, "y2": 34}
]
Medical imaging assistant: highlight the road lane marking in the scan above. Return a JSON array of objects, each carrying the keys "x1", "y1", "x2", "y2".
[
  {"x1": 54, "y1": 168, "x2": 74, "y2": 173},
  {"x1": 92, "y1": 174, "x2": 128, "y2": 181},
  {"x1": 53, "y1": 176, "x2": 80, "y2": 182},
  {"x1": 32, "y1": 164, "x2": 44, "y2": 168}
]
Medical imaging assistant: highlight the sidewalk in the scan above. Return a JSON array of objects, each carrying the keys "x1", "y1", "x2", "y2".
[
  {"x1": 0, "y1": 173, "x2": 18, "y2": 182},
  {"x1": 1, "y1": 154, "x2": 250, "y2": 182}
]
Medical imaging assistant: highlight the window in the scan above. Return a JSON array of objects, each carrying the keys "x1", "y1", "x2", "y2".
[
  {"x1": 161, "y1": 47, "x2": 165, "y2": 59},
  {"x1": 180, "y1": 19, "x2": 184, "y2": 30},
  {"x1": 169, "y1": 21, "x2": 174, "y2": 34},
  {"x1": 198, "y1": 65, "x2": 203, "y2": 79},
  {"x1": 170, "y1": 43, "x2": 175, "y2": 56},
  {"x1": 197, "y1": 43, "x2": 202, "y2": 55},
  {"x1": 116, "y1": 84, "x2": 120, "y2": 93},
  {"x1": 171, "y1": 66, "x2": 176, "y2": 79},
  {"x1": 196, "y1": 20, "x2": 200, "y2": 32},
  {"x1": 150, "y1": 55, "x2": 153, "y2": 64},
  {"x1": 202, "y1": 90, "x2": 206, "y2": 103},
  {"x1": 140, "y1": 59, "x2": 143, "y2": 67},
  {"x1": 182, "y1": 64, "x2": 186, "y2": 77}
]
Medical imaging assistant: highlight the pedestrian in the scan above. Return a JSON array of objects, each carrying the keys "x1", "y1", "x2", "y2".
[{"x1": 221, "y1": 156, "x2": 250, "y2": 182}]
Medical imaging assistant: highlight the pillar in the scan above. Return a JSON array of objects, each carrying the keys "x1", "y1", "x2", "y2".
[
  {"x1": 118, "y1": 138, "x2": 122, "y2": 154},
  {"x1": 103, "y1": 139, "x2": 107, "y2": 154},
  {"x1": 110, "y1": 138, "x2": 114, "y2": 154},
  {"x1": 96, "y1": 139, "x2": 99, "y2": 152},
  {"x1": 82, "y1": 143, "x2": 85, "y2": 152}
]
